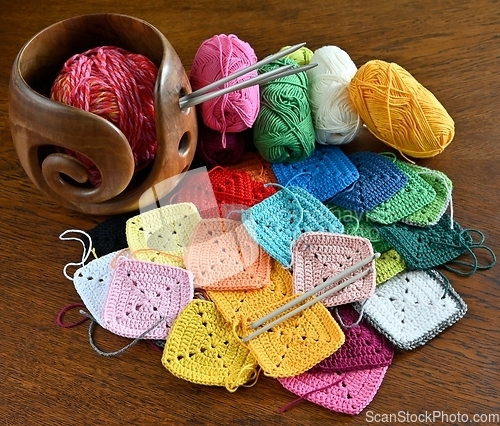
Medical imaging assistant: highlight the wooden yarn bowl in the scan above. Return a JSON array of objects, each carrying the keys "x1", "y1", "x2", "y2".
[{"x1": 8, "y1": 14, "x2": 197, "y2": 215}]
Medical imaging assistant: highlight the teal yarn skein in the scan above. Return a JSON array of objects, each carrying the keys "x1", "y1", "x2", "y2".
[{"x1": 253, "y1": 58, "x2": 316, "y2": 163}]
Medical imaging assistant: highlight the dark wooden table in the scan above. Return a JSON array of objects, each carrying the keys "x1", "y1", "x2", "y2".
[{"x1": 1, "y1": 1, "x2": 499, "y2": 424}]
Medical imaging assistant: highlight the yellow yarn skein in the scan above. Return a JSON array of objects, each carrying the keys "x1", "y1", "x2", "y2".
[{"x1": 349, "y1": 60, "x2": 455, "y2": 158}]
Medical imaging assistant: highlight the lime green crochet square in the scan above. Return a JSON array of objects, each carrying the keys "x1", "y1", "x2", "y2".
[
  {"x1": 375, "y1": 249, "x2": 406, "y2": 285},
  {"x1": 401, "y1": 165, "x2": 452, "y2": 227}
]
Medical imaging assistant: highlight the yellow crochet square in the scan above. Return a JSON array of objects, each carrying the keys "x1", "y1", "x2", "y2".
[
  {"x1": 241, "y1": 295, "x2": 345, "y2": 378},
  {"x1": 162, "y1": 300, "x2": 258, "y2": 392},
  {"x1": 375, "y1": 249, "x2": 406, "y2": 285},
  {"x1": 126, "y1": 203, "x2": 201, "y2": 267},
  {"x1": 207, "y1": 260, "x2": 293, "y2": 324}
]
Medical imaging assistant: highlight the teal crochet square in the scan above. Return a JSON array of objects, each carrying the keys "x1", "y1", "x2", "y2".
[
  {"x1": 241, "y1": 186, "x2": 344, "y2": 266},
  {"x1": 375, "y1": 214, "x2": 472, "y2": 270}
]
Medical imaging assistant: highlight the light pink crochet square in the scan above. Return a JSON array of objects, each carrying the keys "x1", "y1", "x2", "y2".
[
  {"x1": 102, "y1": 257, "x2": 194, "y2": 339},
  {"x1": 292, "y1": 233, "x2": 376, "y2": 307},
  {"x1": 278, "y1": 366, "x2": 388, "y2": 415},
  {"x1": 185, "y1": 218, "x2": 271, "y2": 290}
]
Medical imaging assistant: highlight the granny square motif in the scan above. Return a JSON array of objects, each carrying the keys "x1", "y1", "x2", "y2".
[
  {"x1": 365, "y1": 160, "x2": 436, "y2": 225},
  {"x1": 330, "y1": 151, "x2": 408, "y2": 213},
  {"x1": 355, "y1": 270, "x2": 467, "y2": 350},
  {"x1": 184, "y1": 218, "x2": 272, "y2": 290},
  {"x1": 102, "y1": 257, "x2": 194, "y2": 340},
  {"x1": 162, "y1": 300, "x2": 258, "y2": 392},
  {"x1": 315, "y1": 305, "x2": 394, "y2": 373},
  {"x1": 327, "y1": 205, "x2": 392, "y2": 253},
  {"x1": 126, "y1": 202, "x2": 201, "y2": 267},
  {"x1": 209, "y1": 167, "x2": 277, "y2": 210},
  {"x1": 375, "y1": 214, "x2": 472, "y2": 270},
  {"x1": 241, "y1": 186, "x2": 344, "y2": 267},
  {"x1": 402, "y1": 164, "x2": 453, "y2": 227},
  {"x1": 292, "y1": 233, "x2": 376, "y2": 307},
  {"x1": 278, "y1": 366, "x2": 389, "y2": 415},
  {"x1": 241, "y1": 295, "x2": 345, "y2": 378},
  {"x1": 73, "y1": 251, "x2": 119, "y2": 325},
  {"x1": 207, "y1": 259, "x2": 293, "y2": 325},
  {"x1": 271, "y1": 145, "x2": 359, "y2": 201}
]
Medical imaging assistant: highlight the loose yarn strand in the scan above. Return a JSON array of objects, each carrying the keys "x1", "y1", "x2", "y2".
[
  {"x1": 56, "y1": 302, "x2": 89, "y2": 328},
  {"x1": 59, "y1": 229, "x2": 93, "y2": 280},
  {"x1": 81, "y1": 310, "x2": 168, "y2": 357},
  {"x1": 334, "y1": 303, "x2": 366, "y2": 329}
]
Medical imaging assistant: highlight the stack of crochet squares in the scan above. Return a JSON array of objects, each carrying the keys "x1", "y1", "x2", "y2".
[{"x1": 63, "y1": 147, "x2": 494, "y2": 416}]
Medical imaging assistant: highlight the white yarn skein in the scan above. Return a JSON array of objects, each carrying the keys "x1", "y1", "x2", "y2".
[{"x1": 307, "y1": 46, "x2": 362, "y2": 145}]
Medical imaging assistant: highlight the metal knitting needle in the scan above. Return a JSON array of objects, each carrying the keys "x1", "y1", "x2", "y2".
[
  {"x1": 241, "y1": 266, "x2": 375, "y2": 343},
  {"x1": 250, "y1": 252, "x2": 380, "y2": 330},
  {"x1": 256, "y1": 63, "x2": 317, "y2": 85},
  {"x1": 182, "y1": 42, "x2": 306, "y2": 100},
  {"x1": 179, "y1": 63, "x2": 298, "y2": 110}
]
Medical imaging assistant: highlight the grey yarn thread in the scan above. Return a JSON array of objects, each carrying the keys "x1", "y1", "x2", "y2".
[
  {"x1": 334, "y1": 302, "x2": 366, "y2": 329},
  {"x1": 80, "y1": 310, "x2": 168, "y2": 357}
]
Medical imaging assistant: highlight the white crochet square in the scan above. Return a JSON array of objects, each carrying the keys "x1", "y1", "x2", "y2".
[
  {"x1": 355, "y1": 270, "x2": 467, "y2": 350},
  {"x1": 73, "y1": 251, "x2": 119, "y2": 325}
]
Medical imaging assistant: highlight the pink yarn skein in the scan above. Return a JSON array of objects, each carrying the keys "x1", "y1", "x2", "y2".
[{"x1": 189, "y1": 34, "x2": 260, "y2": 145}]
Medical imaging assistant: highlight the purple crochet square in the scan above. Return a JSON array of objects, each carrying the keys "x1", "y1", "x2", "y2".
[{"x1": 314, "y1": 305, "x2": 394, "y2": 373}]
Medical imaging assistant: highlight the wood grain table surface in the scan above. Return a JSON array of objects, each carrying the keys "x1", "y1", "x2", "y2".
[{"x1": 1, "y1": 0, "x2": 499, "y2": 424}]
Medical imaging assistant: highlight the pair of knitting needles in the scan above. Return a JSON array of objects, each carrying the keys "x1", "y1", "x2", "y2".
[
  {"x1": 179, "y1": 42, "x2": 316, "y2": 110},
  {"x1": 241, "y1": 252, "x2": 380, "y2": 343}
]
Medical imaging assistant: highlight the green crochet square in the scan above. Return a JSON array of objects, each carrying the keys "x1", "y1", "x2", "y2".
[
  {"x1": 365, "y1": 160, "x2": 436, "y2": 225},
  {"x1": 401, "y1": 165, "x2": 452, "y2": 227},
  {"x1": 326, "y1": 205, "x2": 392, "y2": 254}
]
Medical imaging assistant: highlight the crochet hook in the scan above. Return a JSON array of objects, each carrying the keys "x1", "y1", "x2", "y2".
[
  {"x1": 182, "y1": 42, "x2": 306, "y2": 99},
  {"x1": 179, "y1": 63, "x2": 316, "y2": 110},
  {"x1": 241, "y1": 253, "x2": 379, "y2": 343}
]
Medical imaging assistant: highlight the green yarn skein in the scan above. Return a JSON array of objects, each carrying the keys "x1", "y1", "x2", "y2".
[{"x1": 253, "y1": 58, "x2": 316, "y2": 163}]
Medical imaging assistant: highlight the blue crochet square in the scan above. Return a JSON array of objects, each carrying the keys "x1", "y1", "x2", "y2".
[
  {"x1": 330, "y1": 152, "x2": 409, "y2": 213},
  {"x1": 271, "y1": 146, "x2": 359, "y2": 202},
  {"x1": 241, "y1": 186, "x2": 344, "y2": 267}
]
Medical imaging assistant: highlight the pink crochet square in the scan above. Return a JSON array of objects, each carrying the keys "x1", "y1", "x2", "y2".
[
  {"x1": 278, "y1": 366, "x2": 388, "y2": 415},
  {"x1": 315, "y1": 305, "x2": 394, "y2": 373},
  {"x1": 184, "y1": 218, "x2": 272, "y2": 290},
  {"x1": 292, "y1": 233, "x2": 376, "y2": 307},
  {"x1": 102, "y1": 257, "x2": 194, "y2": 339}
]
